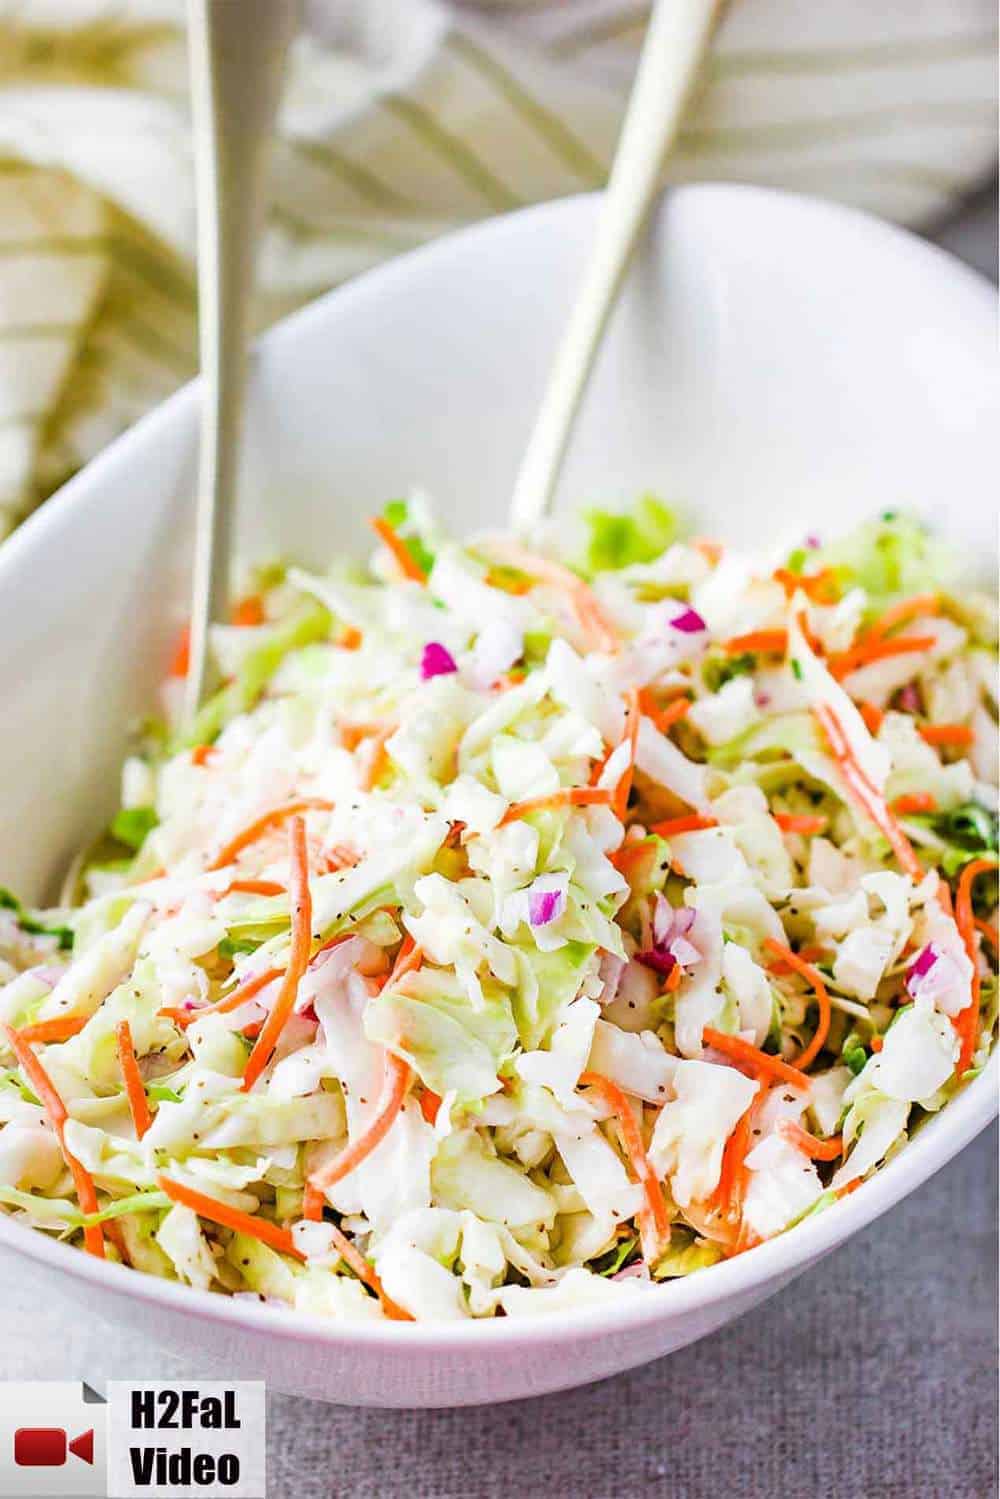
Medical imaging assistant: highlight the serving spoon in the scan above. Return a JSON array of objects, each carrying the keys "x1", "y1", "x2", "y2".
[
  {"x1": 182, "y1": 0, "x2": 717, "y2": 718},
  {"x1": 509, "y1": 0, "x2": 723, "y2": 535},
  {"x1": 183, "y1": 0, "x2": 298, "y2": 726}
]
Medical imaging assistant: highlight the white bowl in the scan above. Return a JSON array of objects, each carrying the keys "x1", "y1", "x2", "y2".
[{"x1": 0, "y1": 186, "x2": 995, "y2": 1407}]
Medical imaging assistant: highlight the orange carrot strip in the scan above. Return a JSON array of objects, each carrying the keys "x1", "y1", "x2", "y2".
[
  {"x1": 369, "y1": 516, "x2": 427, "y2": 584},
  {"x1": 724, "y1": 630, "x2": 787, "y2": 656},
  {"x1": 579, "y1": 1071, "x2": 670, "y2": 1264},
  {"x1": 308, "y1": 1052, "x2": 412, "y2": 1192},
  {"x1": 359, "y1": 726, "x2": 394, "y2": 793},
  {"x1": 2, "y1": 1022, "x2": 105, "y2": 1258},
  {"x1": 207, "y1": 797, "x2": 333, "y2": 871},
  {"x1": 339, "y1": 624, "x2": 363, "y2": 650},
  {"x1": 16, "y1": 1015, "x2": 89, "y2": 1044},
  {"x1": 419, "y1": 1090, "x2": 443, "y2": 1126},
  {"x1": 115, "y1": 1019, "x2": 153, "y2": 1141},
  {"x1": 919, "y1": 723, "x2": 974, "y2": 748},
  {"x1": 222, "y1": 878, "x2": 286, "y2": 898},
  {"x1": 702, "y1": 1027, "x2": 810, "y2": 1089},
  {"x1": 813, "y1": 702, "x2": 924, "y2": 881},
  {"x1": 168, "y1": 624, "x2": 190, "y2": 678},
  {"x1": 479, "y1": 540, "x2": 620, "y2": 653},
  {"x1": 639, "y1": 692, "x2": 691, "y2": 734},
  {"x1": 160, "y1": 966, "x2": 284, "y2": 1029},
  {"x1": 302, "y1": 1181, "x2": 325, "y2": 1222},
  {"x1": 158, "y1": 1175, "x2": 301, "y2": 1258},
  {"x1": 773, "y1": 812, "x2": 828, "y2": 835},
  {"x1": 828, "y1": 634, "x2": 936, "y2": 680},
  {"x1": 649, "y1": 814, "x2": 718, "y2": 837},
  {"x1": 664, "y1": 962, "x2": 682, "y2": 993},
  {"x1": 776, "y1": 1120, "x2": 843, "y2": 1161},
  {"x1": 231, "y1": 594, "x2": 264, "y2": 627},
  {"x1": 300, "y1": 1190, "x2": 412, "y2": 1320},
  {"x1": 773, "y1": 567, "x2": 839, "y2": 604},
  {"x1": 692, "y1": 538, "x2": 723, "y2": 565},
  {"x1": 191, "y1": 744, "x2": 215, "y2": 767},
  {"x1": 835, "y1": 1178, "x2": 863, "y2": 1200},
  {"x1": 858, "y1": 700, "x2": 884, "y2": 736},
  {"x1": 870, "y1": 1036, "x2": 884, "y2": 1053},
  {"x1": 241, "y1": 819, "x2": 313, "y2": 1092},
  {"x1": 954, "y1": 857, "x2": 999, "y2": 1074},
  {"x1": 711, "y1": 1073, "x2": 766, "y2": 1220},
  {"x1": 863, "y1": 593, "x2": 940, "y2": 642},
  {"x1": 892, "y1": 792, "x2": 938, "y2": 815},
  {"x1": 499, "y1": 787, "x2": 614, "y2": 826},
  {"x1": 762, "y1": 937, "x2": 832, "y2": 1070},
  {"x1": 613, "y1": 689, "x2": 641, "y2": 820}
]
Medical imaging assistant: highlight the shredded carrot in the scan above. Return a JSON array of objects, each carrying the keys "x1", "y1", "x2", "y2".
[
  {"x1": 160, "y1": 966, "x2": 284, "y2": 1029},
  {"x1": 870, "y1": 1036, "x2": 884, "y2": 1053},
  {"x1": 222, "y1": 878, "x2": 286, "y2": 898},
  {"x1": 919, "y1": 722, "x2": 974, "y2": 748},
  {"x1": 863, "y1": 593, "x2": 940, "y2": 642},
  {"x1": 813, "y1": 702, "x2": 924, "y2": 881},
  {"x1": 892, "y1": 791, "x2": 937, "y2": 815},
  {"x1": 858, "y1": 700, "x2": 884, "y2": 736},
  {"x1": 359, "y1": 726, "x2": 394, "y2": 793},
  {"x1": 773, "y1": 812, "x2": 828, "y2": 835},
  {"x1": 158, "y1": 1174, "x2": 302, "y2": 1258},
  {"x1": 207, "y1": 797, "x2": 333, "y2": 871},
  {"x1": 2, "y1": 1022, "x2": 105, "y2": 1258},
  {"x1": 302, "y1": 1181, "x2": 326, "y2": 1222},
  {"x1": 16, "y1": 1015, "x2": 89, "y2": 1044},
  {"x1": 692, "y1": 538, "x2": 723, "y2": 565},
  {"x1": 702, "y1": 1027, "x2": 810, "y2": 1089},
  {"x1": 168, "y1": 624, "x2": 190, "y2": 678},
  {"x1": 309, "y1": 1051, "x2": 413, "y2": 1192},
  {"x1": 637, "y1": 689, "x2": 691, "y2": 735},
  {"x1": 338, "y1": 624, "x2": 363, "y2": 650},
  {"x1": 579, "y1": 1071, "x2": 670, "y2": 1264},
  {"x1": 776, "y1": 1120, "x2": 843, "y2": 1161},
  {"x1": 369, "y1": 515, "x2": 427, "y2": 584},
  {"x1": 191, "y1": 744, "x2": 215, "y2": 768},
  {"x1": 723, "y1": 630, "x2": 788, "y2": 656},
  {"x1": 835, "y1": 1178, "x2": 863, "y2": 1199},
  {"x1": 649, "y1": 814, "x2": 718, "y2": 838},
  {"x1": 613, "y1": 689, "x2": 641, "y2": 820},
  {"x1": 499, "y1": 787, "x2": 614, "y2": 826},
  {"x1": 382, "y1": 935, "x2": 424, "y2": 991},
  {"x1": 954, "y1": 857, "x2": 999, "y2": 1074},
  {"x1": 773, "y1": 567, "x2": 839, "y2": 604},
  {"x1": 115, "y1": 1019, "x2": 153, "y2": 1141},
  {"x1": 231, "y1": 594, "x2": 264, "y2": 627},
  {"x1": 480, "y1": 540, "x2": 620, "y2": 654},
  {"x1": 664, "y1": 962, "x2": 683, "y2": 993},
  {"x1": 419, "y1": 1089, "x2": 443, "y2": 1126},
  {"x1": 828, "y1": 634, "x2": 937, "y2": 680},
  {"x1": 763, "y1": 938, "x2": 832, "y2": 1070},
  {"x1": 241, "y1": 819, "x2": 313, "y2": 1092},
  {"x1": 710, "y1": 1075, "x2": 764, "y2": 1220},
  {"x1": 322, "y1": 844, "x2": 361, "y2": 873}
]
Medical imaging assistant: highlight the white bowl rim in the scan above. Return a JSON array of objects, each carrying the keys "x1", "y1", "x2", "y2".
[{"x1": 0, "y1": 182, "x2": 995, "y2": 1349}]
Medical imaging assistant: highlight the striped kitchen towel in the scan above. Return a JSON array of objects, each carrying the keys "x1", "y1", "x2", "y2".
[{"x1": 0, "y1": 0, "x2": 995, "y2": 533}]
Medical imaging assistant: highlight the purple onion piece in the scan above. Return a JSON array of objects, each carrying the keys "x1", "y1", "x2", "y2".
[
  {"x1": 805, "y1": 533, "x2": 821, "y2": 550},
  {"x1": 669, "y1": 606, "x2": 707, "y2": 635},
  {"x1": 906, "y1": 943, "x2": 938, "y2": 996},
  {"x1": 898, "y1": 683, "x2": 921, "y2": 714},
  {"x1": 636, "y1": 948, "x2": 677, "y2": 977},
  {"x1": 420, "y1": 641, "x2": 458, "y2": 680},
  {"x1": 528, "y1": 888, "x2": 565, "y2": 927}
]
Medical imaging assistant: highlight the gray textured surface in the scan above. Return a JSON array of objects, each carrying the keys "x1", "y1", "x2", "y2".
[{"x1": 0, "y1": 192, "x2": 995, "y2": 1498}]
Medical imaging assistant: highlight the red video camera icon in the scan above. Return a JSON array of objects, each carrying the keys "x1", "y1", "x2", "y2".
[{"x1": 13, "y1": 1427, "x2": 94, "y2": 1467}]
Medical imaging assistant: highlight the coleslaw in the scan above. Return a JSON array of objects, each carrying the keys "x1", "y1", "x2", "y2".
[{"x1": 0, "y1": 501, "x2": 996, "y2": 1322}]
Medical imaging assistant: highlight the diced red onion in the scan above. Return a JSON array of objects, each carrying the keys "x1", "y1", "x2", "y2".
[
  {"x1": 669, "y1": 606, "x2": 707, "y2": 635},
  {"x1": 421, "y1": 642, "x2": 458, "y2": 680},
  {"x1": 805, "y1": 533, "x2": 821, "y2": 550},
  {"x1": 529, "y1": 888, "x2": 565, "y2": 927},
  {"x1": 636, "y1": 948, "x2": 677, "y2": 977},
  {"x1": 898, "y1": 683, "x2": 921, "y2": 714},
  {"x1": 907, "y1": 944, "x2": 938, "y2": 984}
]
